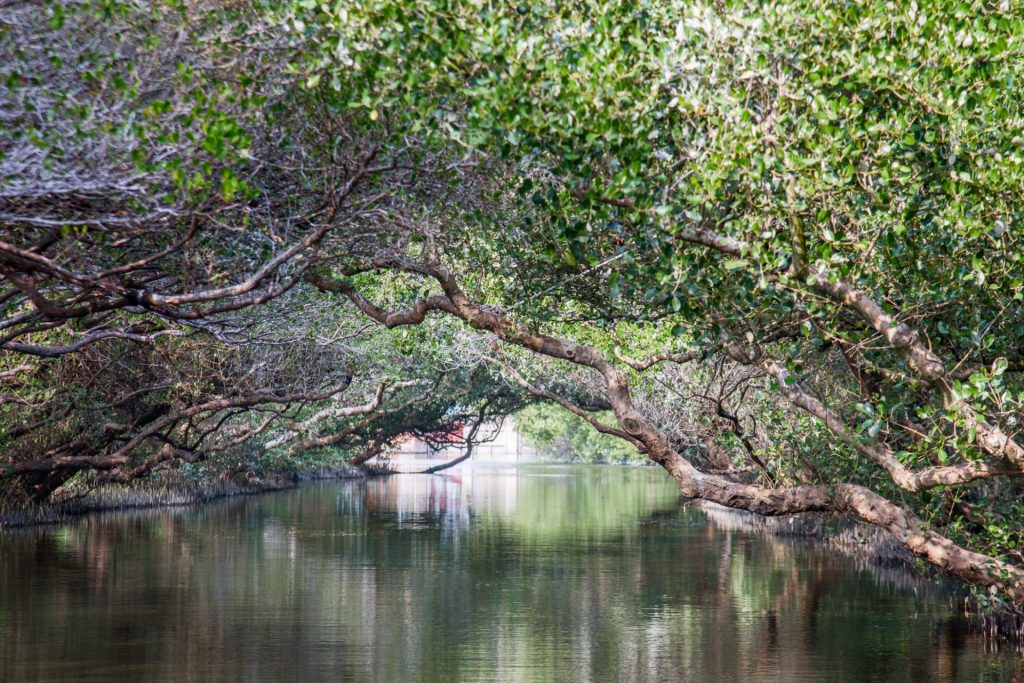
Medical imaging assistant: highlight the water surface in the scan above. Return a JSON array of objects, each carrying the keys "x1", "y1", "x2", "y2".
[{"x1": 0, "y1": 465, "x2": 1019, "y2": 682}]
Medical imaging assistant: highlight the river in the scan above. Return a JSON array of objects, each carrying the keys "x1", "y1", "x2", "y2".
[{"x1": 0, "y1": 465, "x2": 1019, "y2": 682}]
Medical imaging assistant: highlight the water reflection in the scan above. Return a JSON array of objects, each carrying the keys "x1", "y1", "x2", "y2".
[{"x1": 0, "y1": 465, "x2": 1019, "y2": 682}]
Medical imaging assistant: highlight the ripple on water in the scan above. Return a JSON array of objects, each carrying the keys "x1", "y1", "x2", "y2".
[{"x1": 0, "y1": 465, "x2": 1019, "y2": 682}]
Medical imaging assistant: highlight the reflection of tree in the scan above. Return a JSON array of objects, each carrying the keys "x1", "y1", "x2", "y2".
[{"x1": 0, "y1": 469, "x2": 1017, "y2": 682}]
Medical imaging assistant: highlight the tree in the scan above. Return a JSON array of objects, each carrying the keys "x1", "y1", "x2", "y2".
[
  {"x1": 5, "y1": 0, "x2": 1024, "y2": 606},
  {"x1": 286, "y1": 0, "x2": 1024, "y2": 603},
  {"x1": 1, "y1": 0, "x2": 518, "y2": 498}
]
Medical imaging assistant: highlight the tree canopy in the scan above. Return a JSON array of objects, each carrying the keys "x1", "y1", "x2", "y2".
[{"x1": 4, "y1": 0, "x2": 1024, "y2": 606}]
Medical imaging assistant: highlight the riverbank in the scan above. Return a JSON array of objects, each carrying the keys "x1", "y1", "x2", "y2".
[
  {"x1": 0, "y1": 476, "x2": 298, "y2": 528},
  {"x1": 0, "y1": 457, "x2": 565, "y2": 529},
  {"x1": 0, "y1": 464, "x2": 390, "y2": 529}
]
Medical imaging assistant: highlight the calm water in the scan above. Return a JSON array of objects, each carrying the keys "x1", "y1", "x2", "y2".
[{"x1": 0, "y1": 465, "x2": 1020, "y2": 682}]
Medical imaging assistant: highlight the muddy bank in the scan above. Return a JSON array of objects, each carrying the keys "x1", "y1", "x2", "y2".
[
  {"x1": 0, "y1": 466, "x2": 380, "y2": 528},
  {"x1": 0, "y1": 476, "x2": 298, "y2": 528}
]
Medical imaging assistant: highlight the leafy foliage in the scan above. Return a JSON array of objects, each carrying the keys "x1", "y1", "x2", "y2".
[
  {"x1": 5, "y1": 0, "x2": 1024, "y2": 602},
  {"x1": 517, "y1": 403, "x2": 643, "y2": 464}
]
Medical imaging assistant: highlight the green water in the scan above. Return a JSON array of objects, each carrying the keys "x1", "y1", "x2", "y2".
[{"x1": 0, "y1": 465, "x2": 1019, "y2": 682}]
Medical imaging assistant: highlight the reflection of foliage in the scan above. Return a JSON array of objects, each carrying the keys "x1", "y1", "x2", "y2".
[
  {"x1": 517, "y1": 404, "x2": 644, "y2": 464},
  {"x1": 484, "y1": 465, "x2": 678, "y2": 541},
  {"x1": 0, "y1": 470, "x2": 1005, "y2": 681}
]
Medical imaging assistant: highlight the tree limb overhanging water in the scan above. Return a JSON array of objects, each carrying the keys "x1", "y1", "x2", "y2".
[{"x1": 3, "y1": 0, "x2": 1024, "y2": 619}]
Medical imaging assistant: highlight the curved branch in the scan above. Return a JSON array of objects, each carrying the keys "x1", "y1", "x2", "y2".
[
  {"x1": 416, "y1": 402, "x2": 492, "y2": 474},
  {"x1": 0, "y1": 364, "x2": 32, "y2": 383},
  {"x1": 672, "y1": 222, "x2": 1024, "y2": 468},
  {"x1": 307, "y1": 272, "x2": 458, "y2": 326},
  {"x1": 324, "y1": 257, "x2": 1024, "y2": 604},
  {"x1": 13, "y1": 381, "x2": 354, "y2": 475},
  {"x1": 612, "y1": 345, "x2": 702, "y2": 371},
  {"x1": 205, "y1": 411, "x2": 288, "y2": 454},
  {"x1": 2, "y1": 329, "x2": 185, "y2": 358},
  {"x1": 276, "y1": 380, "x2": 422, "y2": 454},
  {"x1": 719, "y1": 339, "x2": 1020, "y2": 492}
]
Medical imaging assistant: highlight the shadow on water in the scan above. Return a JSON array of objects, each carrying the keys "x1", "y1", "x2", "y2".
[{"x1": 0, "y1": 464, "x2": 1020, "y2": 682}]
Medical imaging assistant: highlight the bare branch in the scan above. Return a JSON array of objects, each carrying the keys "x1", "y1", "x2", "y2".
[{"x1": 2, "y1": 329, "x2": 186, "y2": 358}]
